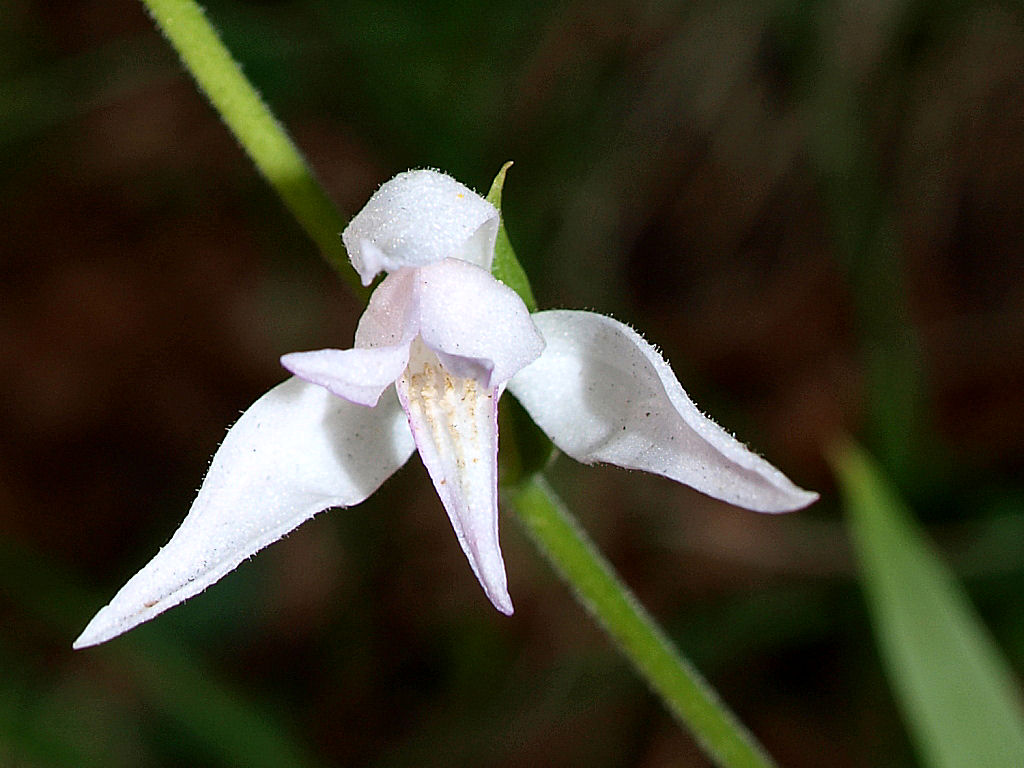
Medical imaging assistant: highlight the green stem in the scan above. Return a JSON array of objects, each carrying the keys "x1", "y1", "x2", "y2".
[
  {"x1": 139, "y1": 2, "x2": 777, "y2": 764},
  {"x1": 139, "y1": 0, "x2": 365, "y2": 296},
  {"x1": 508, "y1": 476, "x2": 777, "y2": 768}
]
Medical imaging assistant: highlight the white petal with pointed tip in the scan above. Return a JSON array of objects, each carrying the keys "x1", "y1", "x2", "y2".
[
  {"x1": 74, "y1": 377, "x2": 415, "y2": 648},
  {"x1": 508, "y1": 311, "x2": 818, "y2": 513},
  {"x1": 281, "y1": 345, "x2": 411, "y2": 407},
  {"x1": 342, "y1": 170, "x2": 499, "y2": 285},
  {"x1": 396, "y1": 339, "x2": 512, "y2": 614}
]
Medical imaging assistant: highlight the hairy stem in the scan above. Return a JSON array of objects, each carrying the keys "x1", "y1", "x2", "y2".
[
  {"x1": 140, "y1": 0, "x2": 364, "y2": 296},
  {"x1": 508, "y1": 476, "x2": 777, "y2": 768}
]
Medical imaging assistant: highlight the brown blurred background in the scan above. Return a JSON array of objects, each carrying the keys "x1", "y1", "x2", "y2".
[{"x1": 2, "y1": 0, "x2": 1022, "y2": 765}]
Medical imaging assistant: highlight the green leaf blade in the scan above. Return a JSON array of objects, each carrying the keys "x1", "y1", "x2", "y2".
[{"x1": 835, "y1": 442, "x2": 1024, "y2": 768}]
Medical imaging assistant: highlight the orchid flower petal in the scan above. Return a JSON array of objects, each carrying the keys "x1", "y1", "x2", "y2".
[
  {"x1": 413, "y1": 259, "x2": 545, "y2": 388},
  {"x1": 396, "y1": 339, "x2": 512, "y2": 614},
  {"x1": 73, "y1": 377, "x2": 415, "y2": 648},
  {"x1": 508, "y1": 311, "x2": 819, "y2": 513},
  {"x1": 342, "y1": 170, "x2": 499, "y2": 285},
  {"x1": 281, "y1": 345, "x2": 410, "y2": 407},
  {"x1": 353, "y1": 267, "x2": 419, "y2": 349},
  {"x1": 355, "y1": 259, "x2": 544, "y2": 388}
]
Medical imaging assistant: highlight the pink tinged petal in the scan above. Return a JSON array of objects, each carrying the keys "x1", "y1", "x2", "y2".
[
  {"x1": 73, "y1": 378, "x2": 416, "y2": 649},
  {"x1": 342, "y1": 170, "x2": 499, "y2": 285},
  {"x1": 413, "y1": 259, "x2": 545, "y2": 389},
  {"x1": 396, "y1": 339, "x2": 513, "y2": 615},
  {"x1": 281, "y1": 345, "x2": 410, "y2": 407},
  {"x1": 353, "y1": 266, "x2": 420, "y2": 349},
  {"x1": 508, "y1": 311, "x2": 819, "y2": 514}
]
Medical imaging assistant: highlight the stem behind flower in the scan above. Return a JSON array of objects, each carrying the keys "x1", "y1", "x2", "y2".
[{"x1": 138, "y1": 2, "x2": 781, "y2": 765}]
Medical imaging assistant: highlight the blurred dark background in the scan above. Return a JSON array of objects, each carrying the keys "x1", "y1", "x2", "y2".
[{"x1": 2, "y1": 0, "x2": 1022, "y2": 765}]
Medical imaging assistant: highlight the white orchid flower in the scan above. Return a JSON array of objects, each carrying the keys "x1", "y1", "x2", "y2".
[{"x1": 74, "y1": 170, "x2": 816, "y2": 649}]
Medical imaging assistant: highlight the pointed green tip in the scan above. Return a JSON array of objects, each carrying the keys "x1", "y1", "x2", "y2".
[
  {"x1": 486, "y1": 160, "x2": 514, "y2": 208},
  {"x1": 484, "y1": 162, "x2": 538, "y2": 313}
]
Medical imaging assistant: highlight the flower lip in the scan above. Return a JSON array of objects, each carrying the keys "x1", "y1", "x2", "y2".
[
  {"x1": 342, "y1": 170, "x2": 500, "y2": 285},
  {"x1": 396, "y1": 337, "x2": 513, "y2": 615}
]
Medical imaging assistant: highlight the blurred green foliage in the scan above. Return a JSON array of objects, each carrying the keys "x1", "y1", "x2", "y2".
[{"x1": 837, "y1": 442, "x2": 1024, "y2": 768}]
